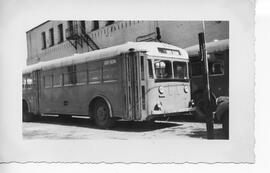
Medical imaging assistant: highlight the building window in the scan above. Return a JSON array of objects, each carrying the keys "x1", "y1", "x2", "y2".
[
  {"x1": 41, "y1": 32, "x2": 46, "y2": 49},
  {"x1": 57, "y1": 24, "x2": 64, "y2": 43},
  {"x1": 105, "y1": 20, "x2": 115, "y2": 26},
  {"x1": 92, "y1": 21, "x2": 99, "y2": 31},
  {"x1": 49, "y1": 28, "x2": 54, "y2": 47},
  {"x1": 80, "y1": 21, "x2": 86, "y2": 33},
  {"x1": 68, "y1": 21, "x2": 73, "y2": 31}
]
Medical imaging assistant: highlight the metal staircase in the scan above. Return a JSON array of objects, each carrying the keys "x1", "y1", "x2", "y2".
[
  {"x1": 80, "y1": 26, "x2": 99, "y2": 50},
  {"x1": 65, "y1": 21, "x2": 99, "y2": 51}
]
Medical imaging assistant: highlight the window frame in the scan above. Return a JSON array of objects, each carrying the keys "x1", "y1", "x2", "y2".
[
  {"x1": 102, "y1": 58, "x2": 118, "y2": 83},
  {"x1": 52, "y1": 73, "x2": 63, "y2": 88},
  {"x1": 44, "y1": 75, "x2": 53, "y2": 89},
  {"x1": 190, "y1": 60, "x2": 225, "y2": 78},
  {"x1": 153, "y1": 59, "x2": 173, "y2": 80},
  {"x1": 173, "y1": 61, "x2": 189, "y2": 80},
  {"x1": 49, "y1": 28, "x2": 54, "y2": 47},
  {"x1": 41, "y1": 32, "x2": 46, "y2": 49},
  {"x1": 147, "y1": 59, "x2": 154, "y2": 79},
  {"x1": 57, "y1": 24, "x2": 64, "y2": 44}
]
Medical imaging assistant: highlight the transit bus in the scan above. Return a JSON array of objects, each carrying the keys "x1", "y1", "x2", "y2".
[
  {"x1": 185, "y1": 39, "x2": 229, "y2": 120},
  {"x1": 23, "y1": 42, "x2": 195, "y2": 128}
]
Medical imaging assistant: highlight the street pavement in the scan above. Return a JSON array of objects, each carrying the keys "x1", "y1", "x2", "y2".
[{"x1": 23, "y1": 116, "x2": 226, "y2": 140}]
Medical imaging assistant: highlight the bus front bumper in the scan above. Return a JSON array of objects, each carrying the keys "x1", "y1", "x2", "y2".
[{"x1": 147, "y1": 107, "x2": 196, "y2": 120}]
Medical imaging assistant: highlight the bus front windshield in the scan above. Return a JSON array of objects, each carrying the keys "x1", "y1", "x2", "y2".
[{"x1": 153, "y1": 59, "x2": 188, "y2": 81}]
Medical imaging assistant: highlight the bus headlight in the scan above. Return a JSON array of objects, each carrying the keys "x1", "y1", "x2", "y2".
[
  {"x1": 184, "y1": 86, "x2": 189, "y2": 93},
  {"x1": 154, "y1": 102, "x2": 162, "y2": 111},
  {"x1": 158, "y1": 86, "x2": 164, "y2": 94}
]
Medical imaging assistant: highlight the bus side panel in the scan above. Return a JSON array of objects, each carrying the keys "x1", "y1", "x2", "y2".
[
  {"x1": 23, "y1": 71, "x2": 40, "y2": 115},
  {"x1": 39, "y1": 56, "x2": 126, "y2": 117},
  {"x1": 104, "y1": 56, "x2": 126, "y2": 118},
  {"x1": 39, "y1": 69, "x2": 55, "y2": 114},
  {"x1": 209, "y1": 50, "x2": 229, "y2": 97},
  {"x1": 191, "y1": 50, "x2": 229, "y2": 98}
]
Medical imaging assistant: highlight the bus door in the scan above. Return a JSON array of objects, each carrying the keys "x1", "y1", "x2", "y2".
[
  {"x1": 31, "y1": 70, "x2": 41, "y2": 114},
  {"x1": 123, "y1": 52, "x2": 147, "y2": 120}
]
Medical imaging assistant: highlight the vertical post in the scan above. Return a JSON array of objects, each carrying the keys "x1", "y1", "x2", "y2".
[{"x1": 198, "y1": 32, "x2": 214, "y2": 139}]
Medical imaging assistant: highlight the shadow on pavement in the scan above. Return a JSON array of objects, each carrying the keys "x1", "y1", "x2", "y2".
[
  {"x1": 30, "y1": 116, "x2": 181, "y2": 132},
  {"x1": 112, "y1": 120, "x2": 181, "y2": 132},
  {"x1": 187, "y1": 128, "x2": 228, "y2": 140}
]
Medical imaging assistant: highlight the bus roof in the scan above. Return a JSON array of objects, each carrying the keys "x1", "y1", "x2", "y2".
[
  {"x1": 23, "y1": 42, "x2": 188, "y2": 74},
  {"x1": 185, "y1": 39, "x2": 229, "y2": 57}
]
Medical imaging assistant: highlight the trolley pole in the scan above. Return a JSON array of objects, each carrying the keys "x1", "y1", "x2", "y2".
[{"x1": 198, "y1": 32, "x2": 214, "y2": 139}]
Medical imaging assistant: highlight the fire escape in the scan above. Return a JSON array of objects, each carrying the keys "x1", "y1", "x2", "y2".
[
  {"x1": 65, "y1": 21, "x2": 99, "y2": 51},
  {"x1": 136, "y1": 27, "x2": 161, "y2": 42}
]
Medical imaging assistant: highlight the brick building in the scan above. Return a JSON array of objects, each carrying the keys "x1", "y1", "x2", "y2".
[{"x1": 26, "y1": 20, "x2": 229, "y2": 65}]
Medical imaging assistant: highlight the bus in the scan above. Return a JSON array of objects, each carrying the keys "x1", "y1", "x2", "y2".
[
  {"x1": 23, "y1": 42, "x2": 195, "y2": 128},
  {"x1": 185, "y1": 39, "x2": 229, "y2": 119}
]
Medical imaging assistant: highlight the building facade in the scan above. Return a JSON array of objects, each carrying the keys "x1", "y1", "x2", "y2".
[{"x1": 26, "y1": 20, "x2": 229, "y2": 65}]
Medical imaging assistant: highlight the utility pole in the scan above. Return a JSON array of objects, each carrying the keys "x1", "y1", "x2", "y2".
[{"x1": 198, "y1": 28, "x2": 214, "y2": 139}]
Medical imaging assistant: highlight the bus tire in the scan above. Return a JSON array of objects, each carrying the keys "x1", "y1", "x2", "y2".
[
  {"x1": 222, "y1": 110, "x2": 229, "y2": 139},
  {"x1": 93, "y1": 99, "x2": 114, "y2": 129},
  {"x1": 23, "y1": 100, "x2": 34, "y2": 122}
]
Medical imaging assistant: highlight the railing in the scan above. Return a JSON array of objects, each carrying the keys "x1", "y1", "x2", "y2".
[
  {"x1": 80, "y1": 25, "x2": 99, "y2": 50},
  {"x1": 65, "y1": 21, "x2": 99, "y2": 50},
  {"x1": 65, "y1": 22, "x2": 80, "y2": 40},
  {"x1": 136, "y1": 32, "x2": 157, "y2": 42}
]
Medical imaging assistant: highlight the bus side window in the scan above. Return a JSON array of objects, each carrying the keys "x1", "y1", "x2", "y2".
[
  {"x1": 53, "y1": 74, "x2": 62, "y2": 87},
  {"x1": 44, "y1": 75, "x2": 53, "y2": 88},
  {"x1": 209, "y1": 61, "x2": 224, "y2": 75},
  {"x1": 26, "y1": 74, "x2": 33, "y2": 89},
  {"x1": 88, "y1": 70, "x2": 101, "y2": 84},
  {"x1": 68, "y1": 65, "x2": 77, "y2": 84},
  {"x1": 88, "y1": 62, "x2": 101, "y2": 84},
  {"x1": 140, "y1": 56, "x2": 144, "y2": 80},
  {"x1": 103, "y1": 59, "x2": 118, "y2": 82},
  {"x1": 22, "y1": 75, "x2": 27, "y2": 90},
  {"x1": 148, "y1": 59, "x2": 153, "y2": 78},
  {"x1": 76, "y1": 71, "x2": 87, "y2": 85},
  {"x1": 64, "y1": 65, "x2": 77, "y2": 85}
]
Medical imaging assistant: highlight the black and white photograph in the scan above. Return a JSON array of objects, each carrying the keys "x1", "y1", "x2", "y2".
[
  {"x1": 0, "y1": 0, "x2": 257, "y2": 167},
  {"x1": 22, "y1": 20, "x2": 229, "y2": 140}
]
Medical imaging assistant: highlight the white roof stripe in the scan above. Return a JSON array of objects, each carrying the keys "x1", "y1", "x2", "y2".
[
  {"x1": 185, "y1": 39, "x2": 229, "y2": 56},
  {"x1": 23, "y1": 42, "x2": 188, "y2": 74}
]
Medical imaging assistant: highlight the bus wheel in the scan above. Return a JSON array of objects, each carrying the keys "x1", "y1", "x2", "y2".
[
  {"x1": 222, "y1": 110, "x2": 229, "y2": 139},
  {"x1": 93, "y1": 99, "x2": 114, "y2": 129},
  {"x1": 23, "y1": 101, "x2": 34, "y2": 122}
]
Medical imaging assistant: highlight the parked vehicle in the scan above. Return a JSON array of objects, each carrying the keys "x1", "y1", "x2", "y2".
[{"x1": 23, "y1": 42, "x2": 195, "y2": 128}]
